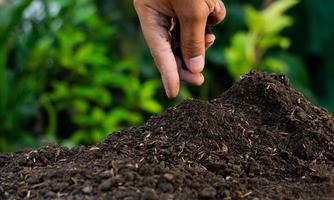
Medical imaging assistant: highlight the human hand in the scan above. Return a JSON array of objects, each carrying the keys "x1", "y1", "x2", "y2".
[{"x1": 134, "y1": 0, "x2": 226, "y2": 98}]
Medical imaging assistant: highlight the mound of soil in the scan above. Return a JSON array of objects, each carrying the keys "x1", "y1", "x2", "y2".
[{"x1": 1, "y1": 71, "x2": 333, "y2": 199}]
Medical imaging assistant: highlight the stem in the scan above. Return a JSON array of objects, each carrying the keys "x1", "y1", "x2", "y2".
[
  {"x1": 41, "y1": 96, "x2": 57, "y2": 141},
  {"x1": 254, "y1": 45, "x2": 265, "y2": 70}
]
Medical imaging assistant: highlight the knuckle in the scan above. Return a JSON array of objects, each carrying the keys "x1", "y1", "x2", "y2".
[
  {"x1": 182, "y1": 39, "x2": 203, "y2": 57},
  {"x1": 185, "y1": 11, "x2": 207, "y2": 22},
  {"x1": 179, "y1": 4, "x2": 208, "y2": 22},
  {"x1": 150, "y1": 47, "x2": 170, "y2": 59},
  {"x1": 205, "y1": 0, "x2": 216, "y2": 11}
]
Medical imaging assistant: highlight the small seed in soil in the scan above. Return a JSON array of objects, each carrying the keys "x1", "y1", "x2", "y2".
[
  {"x1": 163, "y1": 173, "x2": 174, "y2": 181},
  {"x1": 82, "y1": 185, "x2": 93, "y2": 194},
  {"x1": 89, "y1": 146, "x2": 100, "y2": 151}
]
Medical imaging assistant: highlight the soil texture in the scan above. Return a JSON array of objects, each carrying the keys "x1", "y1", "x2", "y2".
[{"x1": 1, "y1": 71, "x2": 334, "y2": 199}]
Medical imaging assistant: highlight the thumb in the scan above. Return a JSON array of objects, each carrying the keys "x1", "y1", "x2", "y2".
[{"x1": 177, "y1": 3, "x2": 212, "y2": 73}]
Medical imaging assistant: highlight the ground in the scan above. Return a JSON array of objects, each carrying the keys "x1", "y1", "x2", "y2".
[{"x1": 1, "y1": 71, "x2": 333, "y2": 199}]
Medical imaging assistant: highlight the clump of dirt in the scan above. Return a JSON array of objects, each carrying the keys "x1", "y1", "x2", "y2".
[{"x1": 1, "y1": 71, "x2": 333, "y2": 199}]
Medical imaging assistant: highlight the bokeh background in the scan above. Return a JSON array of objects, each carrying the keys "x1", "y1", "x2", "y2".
[{"x1": 0, "y1": 0, "x2": 333, "y2": 152}]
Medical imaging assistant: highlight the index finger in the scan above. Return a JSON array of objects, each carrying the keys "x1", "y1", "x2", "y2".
[{"x1": 134, "y1": 3, "x2": 180, "y2": 98}]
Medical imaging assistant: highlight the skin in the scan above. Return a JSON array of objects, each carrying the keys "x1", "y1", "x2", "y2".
[{"x1": 134, "y1": 0, "x2": 226, "y2": 98}]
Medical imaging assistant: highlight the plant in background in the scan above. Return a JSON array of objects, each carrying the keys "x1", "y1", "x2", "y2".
[
  {"x1": 0, "y1": 0, "x2": 39, "y2": 151},
  {"x1": 1, "y1": 0, "x2": 333, "y2": 152},
  {"x1": 43, "y1": 0, "x2": 163, "y2": 147},
  {"x1": 225, "y1": 0, "x2": 299, "y2": 79},
  {"x1": 222, "y1": 0, "x2": 320, "y2": 103},
  {"x1": 0, "y1": 0, "x2": 163, "y2": 151}
]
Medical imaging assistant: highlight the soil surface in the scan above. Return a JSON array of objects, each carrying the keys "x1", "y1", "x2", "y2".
[{"x1": 1, "y1": 71, "x2": 334, "y2": 200}]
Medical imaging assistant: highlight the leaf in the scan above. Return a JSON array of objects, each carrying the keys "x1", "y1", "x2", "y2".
[
  {"x1": 138, "y1": 80, "x2": 162, "y2": 113},
  {"x1": 103, "y1": 107, "x2": 143, "y2": 131},
  {"x1": 261, "y1": 57, "x2": 286, "y2": 72},
  {"x1": 74, "y1": 43, "x2": 109, "y2": 66},
  {"x1": 71, "y1": 86, "x2": 112, "y2": 106},
  {"x1": 225, "y1": 32, "x2": 256, "y2": 80},
  {"x1": 72, "y1": 99, "x2": 89, "y2": 113},
  {"x1": 91, "y1": 129, "x2": 105, "y2": 143},
  {"x1": 70, "y1": 130, "x2": 89, "y2": 144},
  {"x1": 49, "y1": 82, "x2": 70, "y2": 101},
  {"x1": 139, "y1": 80, "x2": 161, "y2": 100},
  {"x1": 262, "y1": 0, "x2": 299, "y2": 21},
  {"x1": 140, "y1": 100, "x2": 162, "y2": 114},
  {"x1": 91, "y1": 107, "x2": 106, "y2": 122}
]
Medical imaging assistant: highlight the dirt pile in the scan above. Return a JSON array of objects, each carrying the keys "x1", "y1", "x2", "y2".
[{"x1": 1, "y1": 71, "x2": 333, "y2": 199}]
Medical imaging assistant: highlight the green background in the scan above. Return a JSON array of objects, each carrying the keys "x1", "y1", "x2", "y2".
[{"x1": 0, "y1": 0, "x2": 333, "y2": 152}]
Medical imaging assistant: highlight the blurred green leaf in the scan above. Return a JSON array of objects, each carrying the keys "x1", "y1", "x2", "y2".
[
  {"x1": 225, "y1": 32, "x2": 256, "y2": 79},
  {"x1": 225, "y1": 0, "x2": 298, "y2": 80},
  {"x1": 262, "y1": 57, "x2": 286, "y2": 72},
  {"x1": 1, "y1": 0, "x2": 333, "y2": 152}
]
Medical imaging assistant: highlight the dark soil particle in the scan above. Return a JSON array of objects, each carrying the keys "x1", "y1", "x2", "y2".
[{"x1": 1, "y1": 71, "x2": 334, "y2": 199}]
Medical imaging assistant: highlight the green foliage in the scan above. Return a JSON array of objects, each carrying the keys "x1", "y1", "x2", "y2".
[
  {"x1": 1, "y1": 0, "x2": 334, "y2": 152},
  {"x1": 225, "y1": 0, "x2": 298, "y2": 79},
  {"x1": 0, "y1": 0, "x2": 39, "y2": 150},
  {"x1": 207, "y1": 0, "x2": 334, "y2": 109},
  {"x1": 0, "y1": 0, "x2": 162, "y2": 151}
]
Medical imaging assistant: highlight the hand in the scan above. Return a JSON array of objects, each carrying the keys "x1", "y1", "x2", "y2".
[{"x1": 134, "y1": 0, "x2": 226, "y2": 98}]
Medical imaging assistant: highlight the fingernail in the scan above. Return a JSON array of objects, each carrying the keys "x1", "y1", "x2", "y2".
[
  {"x1": 206, "y1": 42, "x2": 214, "y2": 50},
  {"x1": 207, "y1": 34, "x2": 216, "y2": 43},
  {"x1": 188, "y1": 55, "x2": 204, "y2": 73},
  {"x1": 214, "y1": 2, "x2": 221, "y2": 13},
  {"x1": 199, "y1": 73, "x2": 205, "y2": 85}
]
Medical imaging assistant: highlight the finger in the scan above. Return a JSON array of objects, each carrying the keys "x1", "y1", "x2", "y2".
[
  {"x1": 209, "y1": 1, "x2": 226, "y2": 25},
  {"x1": 180, "y1": 69, "x2": 205, "y2": 86},
  {"x1": 177, "y1": 4, "x2": 211, "y2": 74},
  {"x1": 134, "y1": 3, "x2": 179, "y2": 98},
  {"x1": 205, "y1": 33, "x2": 215, "y2": 49},
  {"x1": 176, "y1": 57, "x2": 205, "y2": 86}
]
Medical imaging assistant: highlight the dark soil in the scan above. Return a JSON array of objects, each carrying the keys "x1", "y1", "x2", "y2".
[{"x1": 1, "y1": 71, "x2": 334, "y2": 200}]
